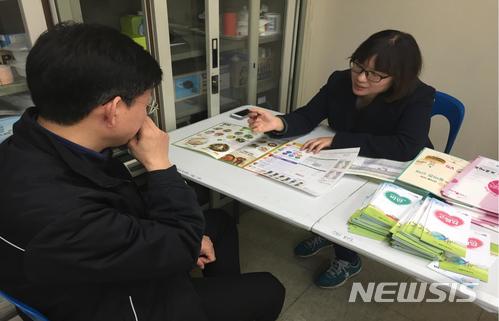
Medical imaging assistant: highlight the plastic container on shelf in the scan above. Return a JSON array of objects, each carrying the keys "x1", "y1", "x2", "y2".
[
  {"x1": 11, "y1": 50, "x2": 28, "y2": 63},
  {"x1": 10, "y1": 62, "x2": 26, "y2": 78},
  {"x1": 237, "y1": 6, "x2": 248, "y2": 36},
  {"x1": 259, "y1": 19, "x2": 269, "y2": 35},
  {"x1": 5, "y1": 44, "x2": 29, "y2": 63},
  {"x1": 264, "y1": 12, "x2": 281, "y2": 34}
]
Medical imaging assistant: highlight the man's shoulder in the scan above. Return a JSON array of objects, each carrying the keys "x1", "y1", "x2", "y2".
[
  {"x1": 0, "y1": 136, "x2": 83, "y2": 209},
  {"x1": 0, "y1": 142, "x2": 99, "y2": 237},
  {"x1": 1, "y1": 136, "x2": 64, "y2": 177}
]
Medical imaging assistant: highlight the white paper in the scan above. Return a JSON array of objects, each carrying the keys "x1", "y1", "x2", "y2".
[
  {"x1": 246, "y1": 143, "x2": 359, "y2": 196},
  {"x1": 368, "y1": 182, "x2": 423, "y2": 221},
  {"x1": 422, "y1": 198, "x2": 471, "y2": 249},
  {"x1": 427, "y1": 261, "x2": 479, "y2": 288},
  {"x1": 347, "y1": 156, "x2": 410, "y2": 181}
]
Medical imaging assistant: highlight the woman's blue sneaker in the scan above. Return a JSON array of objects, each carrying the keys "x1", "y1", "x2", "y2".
[
  {"x1": 294, "y1": 235, "x2": 333, "y2": 257},
  {"x1": 315, "y1": 256, "x2": 362, "y2": 288}
]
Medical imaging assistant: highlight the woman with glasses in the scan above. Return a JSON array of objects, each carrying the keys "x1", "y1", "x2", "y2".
[{"x1": 247, "y1": 30, "x2": 435, "y2": 288}]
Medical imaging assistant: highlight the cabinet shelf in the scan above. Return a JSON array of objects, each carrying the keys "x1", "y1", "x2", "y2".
[
  {"x1": 169, "y1": 66, "x2": 278, "y2": 121},
  {"x1": 169, "y1": 23, "x2": 282, "y2": 62},
  {"x1": 258, "y1": 78, "x2": 278, "y2": 92},
  {"x1": 0, "y1": 78, "x2": 28, "y2": 97},
  {"x1": 221, "y1": 33, "x2": 282, "y2": 44}
]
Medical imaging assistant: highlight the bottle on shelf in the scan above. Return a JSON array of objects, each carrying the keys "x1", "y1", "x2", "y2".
[{"x1": 237, "y1": 6, "x2": 248, "y2": 37}]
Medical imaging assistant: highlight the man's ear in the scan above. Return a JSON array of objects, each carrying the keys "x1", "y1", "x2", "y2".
[{"x1": 102, "y1": 96, "x2": 122, "y2": 128}]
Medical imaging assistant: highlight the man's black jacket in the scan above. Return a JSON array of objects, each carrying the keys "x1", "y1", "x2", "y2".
[{"x1": 0, "y1": 108, "x2": 208, "y2": 321}]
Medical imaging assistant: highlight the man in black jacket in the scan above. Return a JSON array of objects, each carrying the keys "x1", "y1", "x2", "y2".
[{"x1": 0, "y1": 23, "x2": 284, "y2": 321}]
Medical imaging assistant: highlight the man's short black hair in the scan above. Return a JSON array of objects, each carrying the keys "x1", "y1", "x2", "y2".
[
  {"x1": 26, "y1": 22, "x2": 162, "y2": 125},
  {"x1": 350, "y1": 29, "x2": 422, "y2": 101}
]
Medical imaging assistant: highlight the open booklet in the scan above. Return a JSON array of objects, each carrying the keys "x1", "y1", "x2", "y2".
[
  {"x1": 174, "y1": 122, "x2": 288, "y2": 167},
  {"x1": 174, "y1": 122, "x2": 360, "y2": 196}
]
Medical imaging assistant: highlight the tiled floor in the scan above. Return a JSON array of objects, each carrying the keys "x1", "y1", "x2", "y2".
[
  {"x1": 3, "y1": 207, "x2": 498, "y2": 321},
  {"x1": 238, "y1": 209, "x2": 498, "y2": 321}
]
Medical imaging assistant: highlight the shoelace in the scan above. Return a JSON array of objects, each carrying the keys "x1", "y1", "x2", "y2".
[
  {"x1": 326, "y1": 259, "x2": 350, "y2": 277},
  {"x1": 304, "y1": 236, "x2": 327, "y2": 249}
]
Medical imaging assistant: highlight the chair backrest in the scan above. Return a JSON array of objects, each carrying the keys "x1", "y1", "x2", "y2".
[
  {"x1": 0, "y1": 290, "x2": 50, "y2": 321},
  {"x1": 431, "y1": 91, "x2": 465, "y2": 154}
]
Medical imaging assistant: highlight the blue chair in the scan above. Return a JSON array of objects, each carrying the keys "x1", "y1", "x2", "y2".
[
  {"x1": 431, "y1": 91, "x2": 465, "y2": 154},
  {"x1": 0, "y1": 290, "x2": 50, "y2": 321}
]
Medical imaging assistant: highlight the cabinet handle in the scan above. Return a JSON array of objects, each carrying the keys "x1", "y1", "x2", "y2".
[{"x1": 212, "y1": 38, "x2": 218, "y2": 68}]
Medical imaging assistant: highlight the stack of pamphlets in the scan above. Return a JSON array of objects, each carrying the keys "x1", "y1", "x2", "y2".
[
  {"x1": 441, "y1": 156, "x2": 499, "y2": 231},
  {"x1": 426, "y1": 261, "x2": 479, "y2": 288},
  {"x1": 396, "y1": 148, "x2": 469, "y2": 196},
  {"x1": 440, "y1": 230, "x2": 494, "y2": 282},
  {"x1": 346, "y1": 156, "x2": 410, "y2": 182},
  {"x1": 345, "y1": 158, "x2": 498, "y2": 284},
  {"x1": 390, "y1": 198, "x2": 445, "y2": 260},
  {"x1": 392, "y1": 197, "x2": 493, "y2": 282},
  {"x1": 419, "y1": 198, "x2": 471, "y2": 257},
  {"x1": 348, "y1": 182, "x2": 423, "y2": 240}
]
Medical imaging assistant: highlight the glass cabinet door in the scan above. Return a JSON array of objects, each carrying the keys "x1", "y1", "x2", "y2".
[
  {"x1": 255, "y1": 0, "x2": 286, "y2": 110},
  {"x1": 0, "y1": 0, "x2": 46, "y2": 143},
  {"x1": 219, "y1": 0, "x2": 295, "y2": 112},
  {"x1": 53, "y1": 0, "x2": 151, "y2": 51},
  {"x1": 49, "y1": 0, "x2": 298, "y2": 132},
  {"x1": 219, "y1": 0, "x2": 250, "y2": 113},
  {"x1": 166, "y1": 0, "x2": 208, "y2": 128},
  {"x1": 52, "y1": 0, "x2": 159, "y2": 117}
]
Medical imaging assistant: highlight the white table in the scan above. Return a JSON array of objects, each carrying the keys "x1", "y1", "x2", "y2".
[
  {"x1": 312, "y1": 181, "x2": 499, "y2": 312},
  {"x1": 168, "y1": 106, "x2": 366, "y2": 230},
  {"x1": 168, "y1": 106, "x2": 499, "y2": 313}
]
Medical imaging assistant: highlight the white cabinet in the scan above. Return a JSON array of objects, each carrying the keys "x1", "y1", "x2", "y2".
[
  {"x1": 48, "y1": 0, "x2": 300, "y2": 130},
  {"x1": 0, "y1": 0, "x2": 46, "y2": 116},
  {"x1": 0, "y1": 0, "x2": 300, "y2": 178}
]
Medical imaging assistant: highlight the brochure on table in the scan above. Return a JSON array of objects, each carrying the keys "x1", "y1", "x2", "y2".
[
  {"x1": 397, "y1": 148, "x2": 469, "y2": 196},
  {"x1": 348, "y1": 183, "x2": 423, "y2": 238},
  {"x1": 427, "y1": 261, "x2": 479, "y2": 288},
  {"x1": 442, "y1": 156, "x2": 499, "y2": 214},
  {"x1": 347, "y1": 157, "x2": 410, "y2": 182},
  {"x1": 174, "y1": 122, "x2": 360, "y2": 196},
  {"x1": 440, "y1": 230, "x2": 494, "y2": 282},
  {"x1": 367, "y1": 182, "x2": 423, "y2": 226},
  {"x1": 420, "y1": 198, "x2": 471, "y2": 257},
  {"x1": 174, "y1": 122, "x2": 288, "y2": 167},
  {"x1": 245, "y1": 142, "x2": 359, "y2": 196}
]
